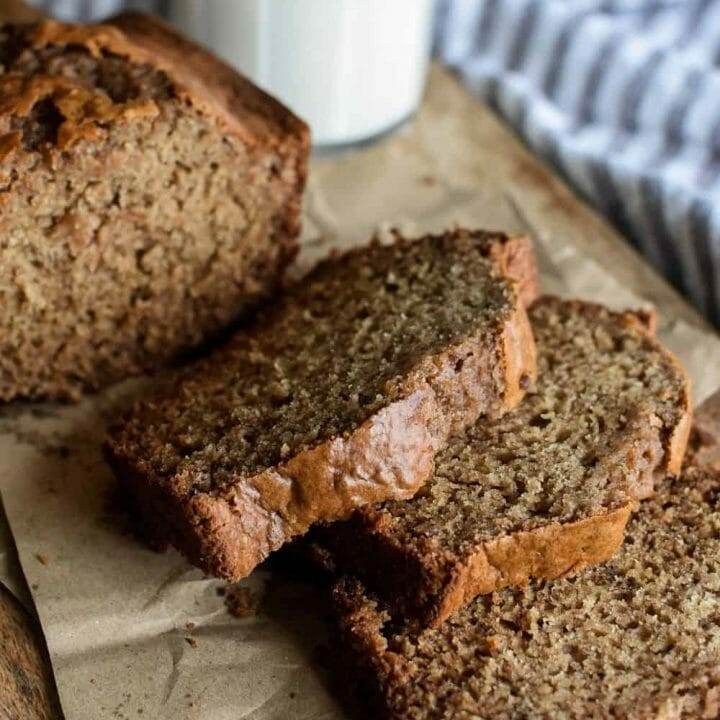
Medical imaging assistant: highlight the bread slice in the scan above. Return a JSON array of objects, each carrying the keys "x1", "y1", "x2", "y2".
[
  {"x1": 311, "y1": 297, "x2": 691, "y2": 627},
  {"x1": 0, "y1": 14, "x2": 309, "y2": 400},
  {"x1": 105, "y1": 230, "x2": 539, "y2": 581},
  {"x1": 333, "y1": 462, "x2": 720, "y2": 720}
]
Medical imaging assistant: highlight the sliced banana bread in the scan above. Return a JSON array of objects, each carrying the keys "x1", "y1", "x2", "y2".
[
  {"x1": 312, "y1": 297, "x2": 691, "y2": 627},
  {"x1": 333, "y1": 463, "x2": 720, "y2": 720},
  {"x1": 106, "y1": 230, "x2": 538, "y2": 581},
  {"x1": 0, "y1": 13, "x2": 309, "y2": 400}
]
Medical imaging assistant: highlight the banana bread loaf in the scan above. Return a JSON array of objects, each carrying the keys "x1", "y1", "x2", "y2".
[
  {"x1": 0, "y1": 13, "x2": 309, "y2": 400},
  {"x1": 311, "y1": 297, "x2": 691, "y2": 627},
  {"x1": 333, "y1": 462, "x2": 720, "y2": 720},
  {"x1": 106, "y1": 230, "x2": 539, "y2": 581}
]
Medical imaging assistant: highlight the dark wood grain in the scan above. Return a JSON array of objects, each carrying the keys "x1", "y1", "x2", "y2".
[{"x1": 0, "y1": 585, "x2": 62, "y2": 720}]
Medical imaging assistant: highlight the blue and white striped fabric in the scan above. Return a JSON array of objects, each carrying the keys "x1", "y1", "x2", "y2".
[
  {"x1": 28, "y1": 0, "x2": 155, "y2": 19},
  {"x1": 435, "y1": 0, "x2": 720, "y2": 325},
  {"x1": 26, "y1": 0, "x2": 720, "y2": 325}
]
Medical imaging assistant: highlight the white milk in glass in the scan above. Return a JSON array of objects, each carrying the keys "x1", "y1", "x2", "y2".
[{"x1": 168, "y1": 0, "x2": 436, "y2": 146}]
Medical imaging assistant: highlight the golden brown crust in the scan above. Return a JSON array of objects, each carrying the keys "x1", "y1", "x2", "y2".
[
  {"x1": 0, "y1": 72, "x2": 160, "y2": 152},
  {"x1": 210, "y1": 302, "x2": 537, "y2": 579},
  {"x1": 437, "y1": 504, "x2": 632, "y2": 626},
  {"x1": 652, "y1": 334, "x2": 692, "y2": 477},
  {"x1": 498, "y1": 300, "x2": 537, "y2": 410},
  {"x1": 13, "y1": 13, "x2": 309, "y2": 155},
  {"x1": 665, "y1": 399, "x2": 693, "y2": 475},
  {"x1": 310, "y1": 501, "x2": 634, "y2": 630},
  {"x1": 454, "y1": 232, "x2": 539, "y2": 422},
  {"x1": 474, "y1": 233, "x2": 538, "y2": 412},
  {"x1": 1, "y1": 14, "x2": 309, "y2": 221},
  {"x1": 484, "y1": 234, "x2": 539, "y2": 308},
  {"x1": 180, "y1": 389, "x2": 441, "y2": 579},
  {"x1": 629, "y1": 307, "x2": 658, "y2": 336}
]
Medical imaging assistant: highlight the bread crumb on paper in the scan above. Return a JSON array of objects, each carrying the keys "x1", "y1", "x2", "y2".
[{"x1": 225, "y1": 586, "x2": 259, "y2": 618}]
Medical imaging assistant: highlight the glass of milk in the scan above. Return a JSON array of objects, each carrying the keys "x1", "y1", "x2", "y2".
[{"x1": 167, "y1": 0, "x2": 437, "y2": 147}]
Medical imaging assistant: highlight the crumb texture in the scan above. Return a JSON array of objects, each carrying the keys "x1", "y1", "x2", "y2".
[
  {"x1": 335, "y1": 467, "x2": 720, "y2": 720},
  {"x1": 316, "y1": 297, "x2": 689, "y2": 624},
  {"x1": 0, "y1": 19, "x2": 307, "y2": 400},
  {"x1": 385, "y1": 298, "x2": 686, "y2": 549},
  {"x1": 111, "y1": 232, "x2": 521, "y2": 491},
  {"x1": 224, "y1": 586, "x2": 259, "y2": 618}
]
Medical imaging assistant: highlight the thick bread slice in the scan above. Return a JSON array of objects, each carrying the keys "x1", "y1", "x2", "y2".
[
  {"x1": 0, "y1": 14, "x2": 309, "y2": 400},
  {"x1": 106, "y1": 230, "x2": 538, "y2": 580},
  {"x1": 312, "y1": 297, "x2": 692, "y2": 627},
  {"x1": 332, "y1": 461, "x2": 720, "y2": 720}
]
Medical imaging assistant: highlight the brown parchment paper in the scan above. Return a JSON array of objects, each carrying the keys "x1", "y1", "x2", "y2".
[{"x1": 1, "y1": 68, "x2": 720, "y2": 720}]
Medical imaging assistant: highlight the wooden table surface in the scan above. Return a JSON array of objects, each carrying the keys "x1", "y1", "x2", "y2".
[
  {"x1": 0, "y1": 585, "x2": 62, "y2": 720},
  {"x1": 0, "y1": 4, "x2": 717, "y2": 719}
]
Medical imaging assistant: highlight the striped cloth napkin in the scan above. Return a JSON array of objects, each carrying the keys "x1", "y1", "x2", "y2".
[
  {"x1": 25, "y1": 0, "x2": 720, "y2": 325},
  {"x1": 436, "y1": 0, "x2": 720, "y2": 325},
  {"x1": 28, "y1": 0, "x2": 155, "y2": 16}
]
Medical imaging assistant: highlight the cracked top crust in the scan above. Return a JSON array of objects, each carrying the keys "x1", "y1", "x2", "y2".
[{"x1": 0, "y1": 12, "x2": 308, "y2": 159}]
